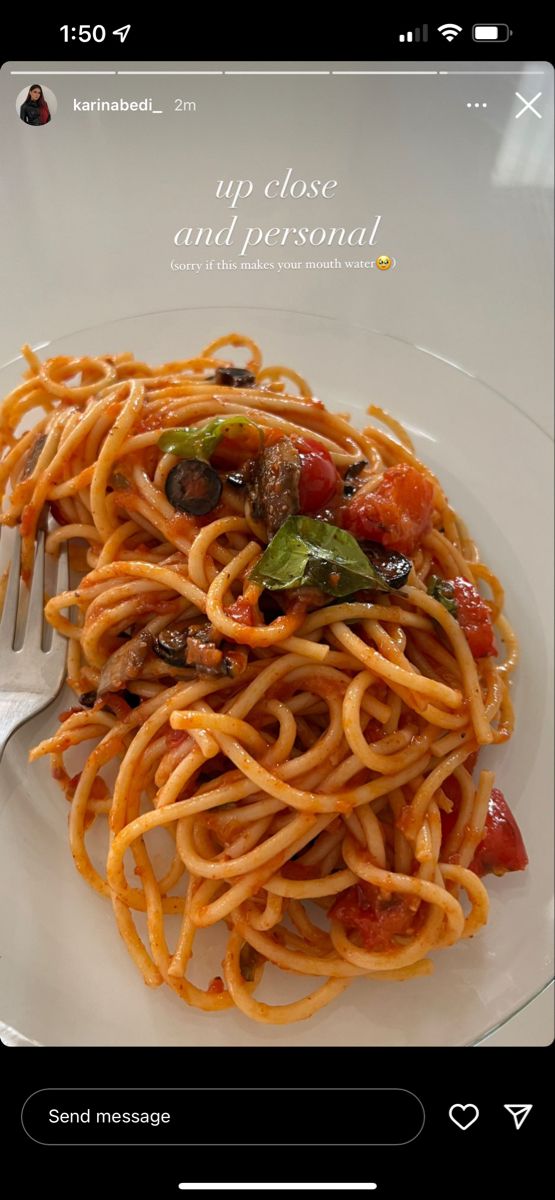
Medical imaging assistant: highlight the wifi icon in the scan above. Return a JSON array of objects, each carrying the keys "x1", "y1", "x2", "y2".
[{"x1": 438, "y1": 23, "x2": 463, "y2": 41}]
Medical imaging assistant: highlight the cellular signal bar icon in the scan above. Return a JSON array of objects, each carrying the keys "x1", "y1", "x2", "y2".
[{"x1": 399, "y1": 25, "x2": 428, "y2": 42}]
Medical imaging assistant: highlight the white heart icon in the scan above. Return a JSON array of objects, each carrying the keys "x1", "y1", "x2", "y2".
[{"x1": 449, "y1": 1103, "x2": 480, "y2": 1130}]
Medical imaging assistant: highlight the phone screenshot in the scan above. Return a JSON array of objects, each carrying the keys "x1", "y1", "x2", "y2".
[{"x1": 1, "y1": 21, "x2": 553, "y2": 1199}]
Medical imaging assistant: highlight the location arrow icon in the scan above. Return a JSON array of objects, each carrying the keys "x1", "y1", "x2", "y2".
[{"x1": 504, "y1": 1104, "x2": 533, "y2": 1130}]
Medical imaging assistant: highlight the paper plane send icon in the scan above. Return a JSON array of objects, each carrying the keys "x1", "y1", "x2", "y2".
[{"x1": 504, "y1": 1104, "x2": 533, "y2": 1130}]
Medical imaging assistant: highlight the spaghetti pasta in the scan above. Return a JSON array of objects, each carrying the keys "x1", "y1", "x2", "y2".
[{"x1": 0, "y1": 334, "x2": 527, "y2": 1027}]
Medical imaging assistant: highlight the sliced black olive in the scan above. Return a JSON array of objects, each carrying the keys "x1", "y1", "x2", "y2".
[
  {"x1": 344, "y1": 459, "x2": 368, "y2": 481},
  {"x1": 214, "y1": 366, "x2": 256, "y2": 388},
  {"x1": 165, "y1": 459, "x2": 222, "y2": 515},
  {"x1": 153, "y1": 626, "x2": 190, "y2": 668},
  {"x1": 226, "y1": 471, "x2": 246, "y2": 489},
  {"x1": 79, "y1": 691, "x2": 97, "y2": 708},
  {"x1": 121, "y1": 689, "x2": 142, "y2": 708},
  {"x1": 343, "y1": 484, "x2": 357, "y2": 498},
  {"x1": 360, "y1": 540, "x2": 412, "y2": 589}
]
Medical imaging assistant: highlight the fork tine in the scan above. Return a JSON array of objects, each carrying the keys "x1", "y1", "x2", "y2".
[
  {"x1": 0, "y1": 529, "x2": 22, "y2": 646},
  {"x1": 56, "y1": 541, "x2": 70, "y2": 594},
  {"x1": 46, "y1": 543, "x2": 70, "y2": 660},
  {"x1": 25, "y1": 529, "x2": 46, "y2": 644}
]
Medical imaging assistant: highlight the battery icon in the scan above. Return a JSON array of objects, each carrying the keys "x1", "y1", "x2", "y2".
[{"x1": 472, "y1": 23, "x2": 512, "y2": 41}]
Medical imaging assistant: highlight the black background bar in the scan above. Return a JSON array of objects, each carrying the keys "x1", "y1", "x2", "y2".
[{"x1": 0, "y1": 18, "x2": 547, "y2": 63}]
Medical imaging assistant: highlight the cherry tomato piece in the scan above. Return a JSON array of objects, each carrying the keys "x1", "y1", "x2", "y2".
[
  {"x1": 451, "y1": 577, "x2": 497, "y2": 658},
  {"x1": 469, "y1": 788, "x2": 528, "y2": 877},
  {"x1": 342, "y1": 463, "x2": 434, "y2": 555},
  {"x1": 294, "y1": 436, "x2": 339, "y2": 513}
]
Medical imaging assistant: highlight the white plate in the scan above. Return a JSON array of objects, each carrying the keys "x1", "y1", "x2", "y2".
[{"x1": 0, "y1": 307, "x2": 553, "y2": 1046}]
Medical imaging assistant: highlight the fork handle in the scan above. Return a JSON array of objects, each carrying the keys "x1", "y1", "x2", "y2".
[{"x1": 0, "y1": 697, "x2": 39, "y2": 763}]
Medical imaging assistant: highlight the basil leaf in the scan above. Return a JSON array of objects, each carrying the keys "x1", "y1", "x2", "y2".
[
  {"x1": 249, "y1": 515, "x2": 394, "y2": 597},
  {"x1": 158, "y1": 415, "x2": 261, "y2": 461},
  {"x1": 427, "y1": 575, "x2": 458, "y2": 616}
]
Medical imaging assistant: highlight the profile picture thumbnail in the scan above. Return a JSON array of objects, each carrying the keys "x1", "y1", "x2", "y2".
[{"x1": 16, "y1": 83, "x2": 57, "y2": 126}]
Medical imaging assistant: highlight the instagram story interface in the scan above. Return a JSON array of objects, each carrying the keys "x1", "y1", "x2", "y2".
[{"x1": 0, "y1": 49, "x2": 553, "y2": 1196}]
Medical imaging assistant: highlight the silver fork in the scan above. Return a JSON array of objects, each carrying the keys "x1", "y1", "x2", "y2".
[{"x1": 0, "y1": 529, "x2": 69, "y2": 763}]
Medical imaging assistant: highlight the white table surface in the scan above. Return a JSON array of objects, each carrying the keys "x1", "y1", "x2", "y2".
[{"x1": 0, "y1": 58, "x2": 552, "y2": 1047}]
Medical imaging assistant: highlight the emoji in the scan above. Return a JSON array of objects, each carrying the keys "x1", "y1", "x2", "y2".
[{"x1": 376, "y1": 255, "x2": 392, "y2": 270}]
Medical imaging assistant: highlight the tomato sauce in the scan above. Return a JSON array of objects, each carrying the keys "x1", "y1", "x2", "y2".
[
  {"x1": 165, "y1": 729, "x2": 190, "y2": 748},
  {"x1": 207, "y1": 976, "x2": 225, "y2": 994},
  {"x1": 100, "y1": 692, "x2": 133, "y2": 720},
  {"x1": 330, "y1": 881, "x2": 418, "y2": 951},
  {"x1": 225, "y1": 596, "x2": 256, "y2": 625},
  {"x1": 281, "y1": 862, "x2": 320, "y2": 880},
  {"x1": 58, "y1": 706, "x2": 83, "y2": 722}
]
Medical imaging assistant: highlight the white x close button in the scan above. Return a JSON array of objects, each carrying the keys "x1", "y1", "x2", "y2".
[{"x1": 515, "y1": 92, "x2": 542, "y2": 119}]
